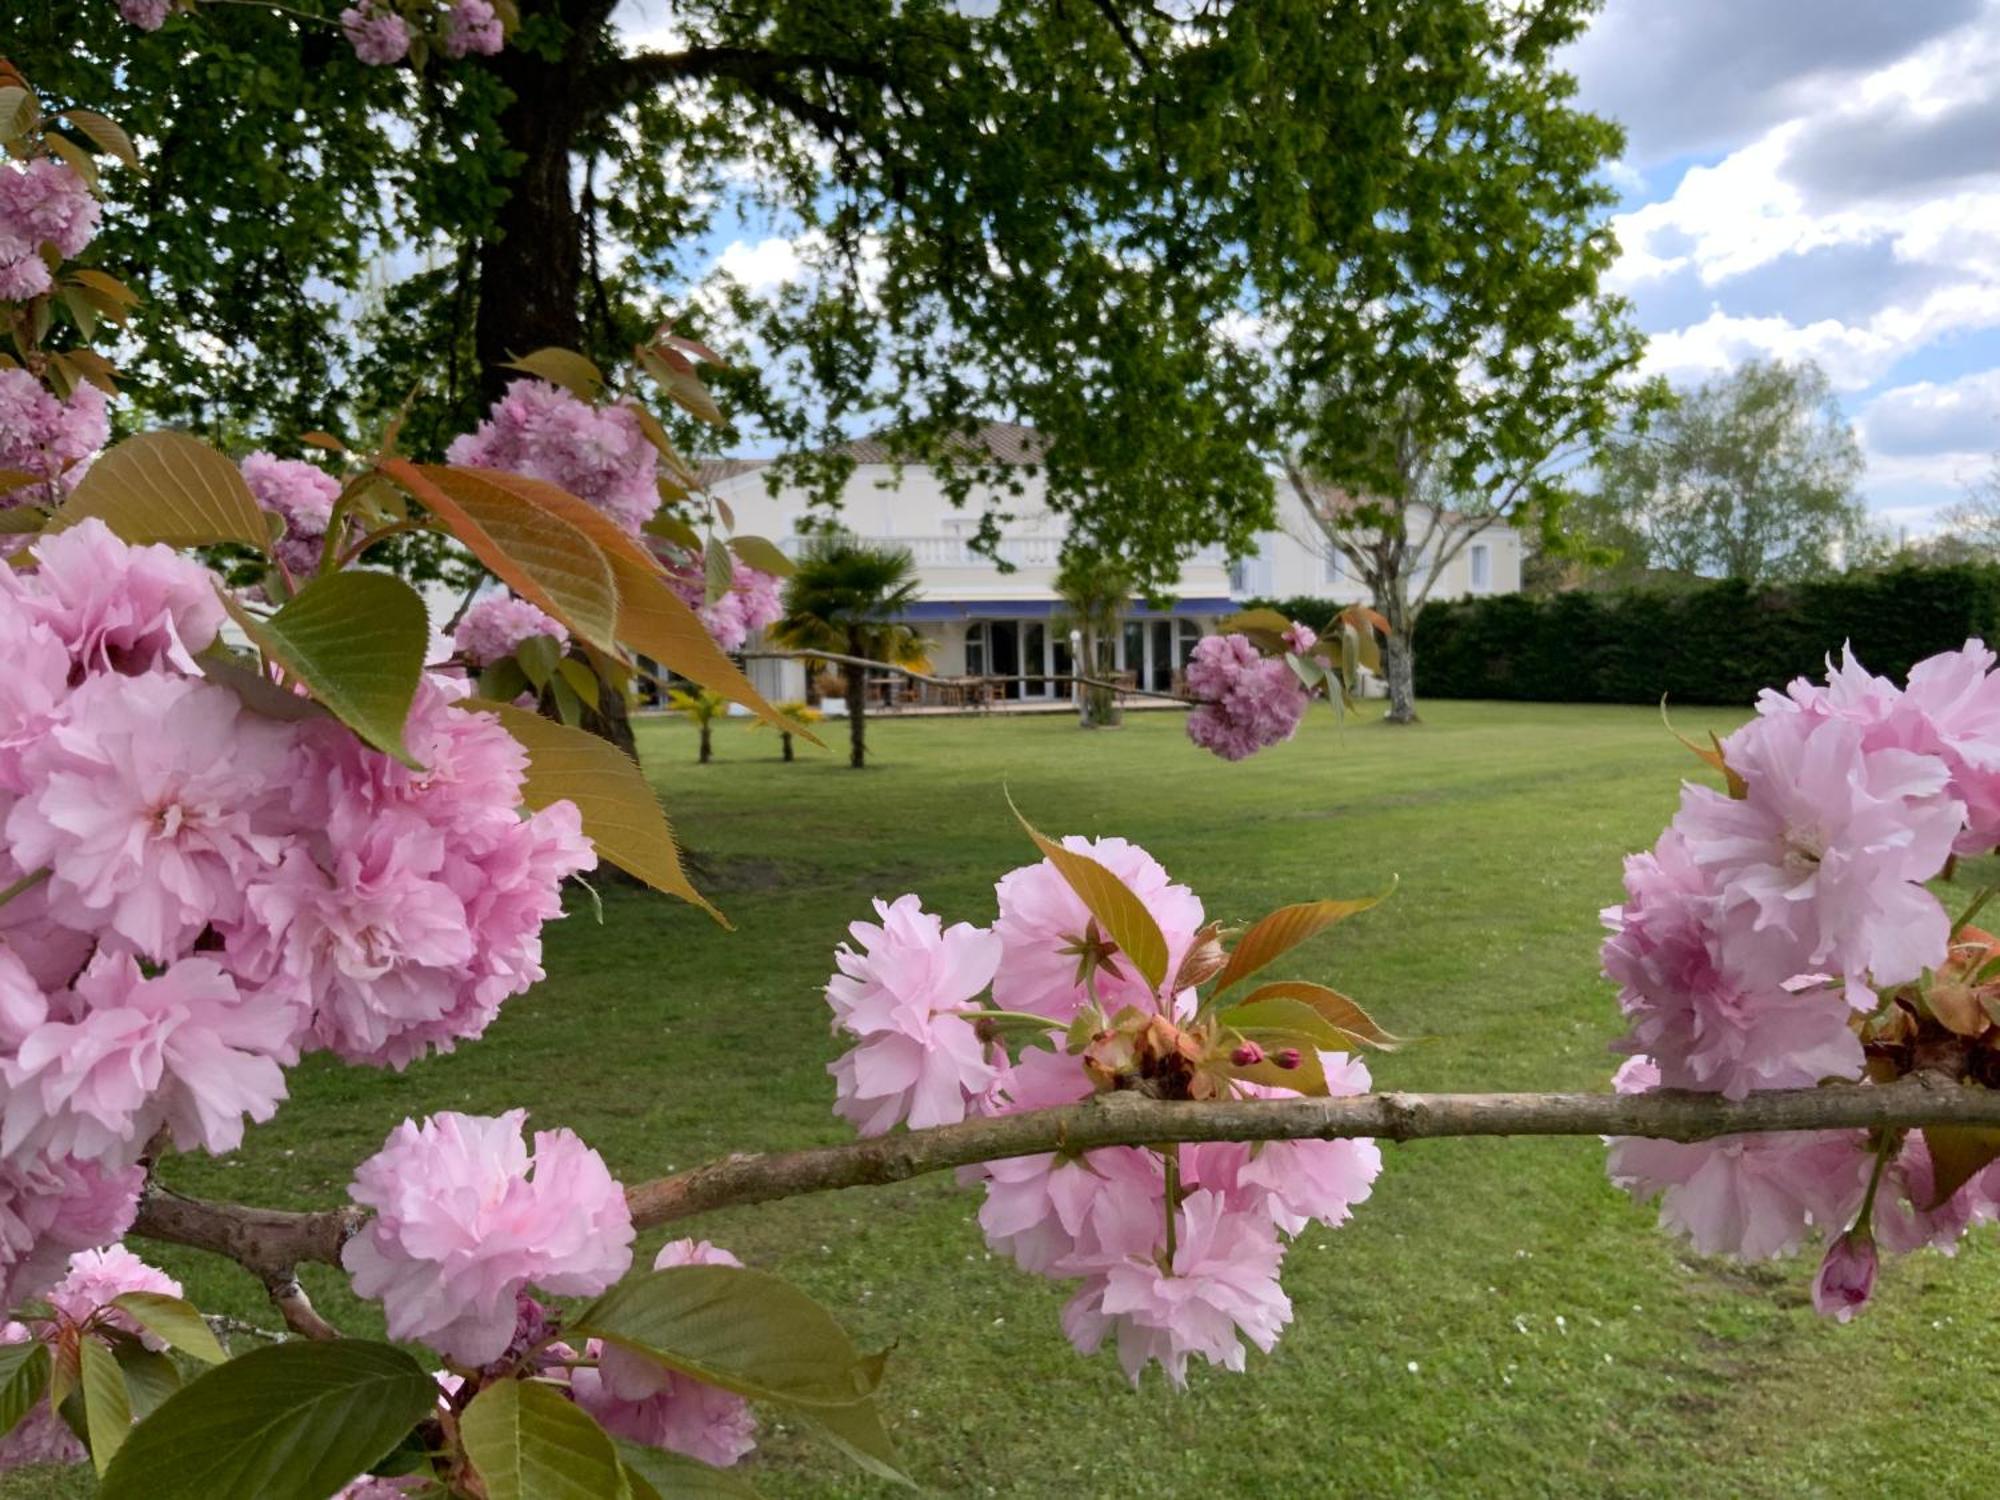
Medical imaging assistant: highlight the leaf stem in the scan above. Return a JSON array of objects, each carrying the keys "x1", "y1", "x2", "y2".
[
  {"x1": 1950, "y1": 883, "x2": 1999, "y2": 940},
  {"x1": 0, "y1": 867, "x2": 51, "y2": 910}
]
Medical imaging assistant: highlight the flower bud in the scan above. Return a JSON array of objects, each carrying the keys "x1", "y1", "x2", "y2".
[
  {"x1": 1811, "y1": 1229, "x2": 1877, "y2": 1323},
  {"x1": 1230, "y1": 1043, "x2": 1264, "y2": 1067},
  {"x1": 1274, "y1": 1047, "x2": 1302, "y2": 1070}
]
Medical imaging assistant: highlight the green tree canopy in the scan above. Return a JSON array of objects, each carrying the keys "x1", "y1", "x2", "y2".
[
  {"x1": 1584, "y1": 358, "x2": 1869, "y2": 586},
  {"x1": 20, "y1": 0, "x2": 1641, "y2": 587}
]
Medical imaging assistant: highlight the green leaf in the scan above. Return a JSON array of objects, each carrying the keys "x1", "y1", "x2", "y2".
[
  {"x1": 479, "y1": 700, "x2": 724, "y2": 923},
  {"x1": 45, "y1": 132, "x2": 98, "y2": 189},
  {"x1": 570, "y1": 1266, "x2": 887, "y2": 1410},
  {"x1": 110, "y1": 1293, "x2": 227, "y2": 1366},
  {"x1": 515, "y1": 632, "x2": 561, "y2": 690},
  {"x1": 728, "y1": 535, "x2": 795, "y2": 577},
  {"x1": 61, "y1": 287, "x2": 99, "y2": 340},
  {"x1": 1232, "y1": 981, "x2": 1400, "y2": 1049},
  {"x1": 222, "y1": 571, "x2": 428, "y2": 767},
  {"x1": 703, "y1": 535, "x2": 735, "y2": 605},
  {"x1": 110, "y1": 1342, "x2": 180, "y2": 1422},
  {"x1": 51, "y1": 431, "x2": 270, "y2": 552},
  {"x1": 1210, "y1": 884, "x2": 1395, "y2": 998},
  {"x1": 437, "y1": 464, "x2": 802, "y2": 736},
  {"x1": 557, "y1": 656, "x2": 601, "y2": 709},
  {"x1": 1007, "y1": 799, "x2": 1168, "y2": 992},
  {"x1": 617, "y1": 1441, "x2": 764, "y2": 1499},
  {"x1": 197, "y1": 646, "x2": 333, "y2": 725},
  {"x1": 99, "y1": 1339, "x2": 439, "y2": 1500},
  {"x1": 638, "y1": 346, "x2": 724, "y2": 427},
  {"x1": 643, "y1": 510, "x2": 701, "y2": 553},
  {"x1": 60, "y1": 107, "x2": 140, "y2": 167},
  {"x1": 798, "y1": 1394, "x2": 913, "y2": 1489},
  {"x1": 79, "y1": 1337, "x2": 132, "y2": 1476},
  {"x1": 382, "y1": 459, "x2": 620, "y2": 652},
  {"x1": 0, "y1": 87, "x2": 34, "y2": 145},
  {"x1": 1217, "y1": 995, "x2": 1357, "y2": 1053},
  {"x1": 0, "y1": 1342, "x2": 49, "y2": 1440},
  {"x1": 460, "y1": 1377, "x2": 628, "y2": 1500},
  {"x1": 501, "y1": 347, "x2": 606, "y2": 401}
]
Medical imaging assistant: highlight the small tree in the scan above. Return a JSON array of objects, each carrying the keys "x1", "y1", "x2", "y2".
[
  {"x1": 667, "y1": 687, "x2": 731, "y2": 764},
  {"x1": 1053, "y1": 552, "x2": 1134, "y2": 729},
  {"x1": 1593, "y1": 359, "x2": 1868, "y2": 585},
  {"x1": 775, "y1": 540, "x2": 923, "y2": 769},
  {"x1": 750, "y1": 700, "x2": 825, "y2": 762},
  {"x1": 1936, "y1": 454, "x2": 2000, "y2": 556}
]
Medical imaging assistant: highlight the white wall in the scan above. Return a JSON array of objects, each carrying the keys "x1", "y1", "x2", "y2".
[{"x1": 1242, "y1": 484, "x2": 1523, "y2": 606}]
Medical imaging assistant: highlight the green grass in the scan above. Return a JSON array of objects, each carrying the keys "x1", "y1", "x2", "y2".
[{"x1": 15, "y1": 700, "x2": 2000, "y2": 1497}]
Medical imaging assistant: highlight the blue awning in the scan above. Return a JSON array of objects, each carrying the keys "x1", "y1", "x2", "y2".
[{"x1": 896, "y1": 597, "x2": 1235, "y2": 622}]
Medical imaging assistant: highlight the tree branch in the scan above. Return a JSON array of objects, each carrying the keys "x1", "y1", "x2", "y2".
[
  {"x1": 127, "y1": 1082, "x2": 2000, "y2": 1291},
  {"x1": 611, "y1": 45, "x2": 889, "y2": 136}
]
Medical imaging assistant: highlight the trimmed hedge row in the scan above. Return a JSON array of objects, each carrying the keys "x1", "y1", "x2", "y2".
[{"x1": 1409, "y1": 566, "x2": 2000, "y2": 705}]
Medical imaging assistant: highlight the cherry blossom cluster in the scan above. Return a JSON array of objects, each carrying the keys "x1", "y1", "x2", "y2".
[
  {"x1": 240, "y1": 451, "x2": 340, "y2": 580},
  {"x1": 451, "y1": 376, "x2": 785, "y2": 651},
  {"x1": 453, "y1": 592, "x2": 570, "y2": 668},
  {"x1": 114, "y1": 0, "x2": 503, "y2": 64},
  {"x1": 825, "y1": 837, "x2": 1382, "y2": 1386},
  {"x1": 0, "y1": 519, "x2": 595, "y2": 1306},
  {"x1": 340, "y1": 1109, "x2": 757, "y2": 1469},
  {"x1": 0, "y1": 1244, "x2": 180, "y2": 1472},
  {"x1": 0, "y1": 370, "x2": 108, "y2": 511},
  {"x1": 1605, "y1": 643, "x2": 2000, "y2": 1320},
  {"x1": 1184, "y1": 629, "x2": 1313, "y2": 761},
  {"x1": 0, "y1": 157, "x2": 98, "y2": 304}
]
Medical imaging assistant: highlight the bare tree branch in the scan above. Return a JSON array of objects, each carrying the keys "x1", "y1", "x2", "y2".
[{"x1": 128, "y1": 1082, "x2": 2000, "y2": 1288}]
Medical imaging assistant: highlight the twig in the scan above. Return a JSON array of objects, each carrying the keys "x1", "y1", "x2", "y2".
[{"x1": 127, "y1": 1082, "x2": 2000, "y2": 1278}]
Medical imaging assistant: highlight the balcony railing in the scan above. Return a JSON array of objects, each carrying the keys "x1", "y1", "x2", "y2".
[{"x1": 782, "y1": 535, "x2": 1230, "y2": 570}]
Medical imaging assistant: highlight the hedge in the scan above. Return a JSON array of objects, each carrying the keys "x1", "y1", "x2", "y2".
[{"x1": 1406, "y1": 565, "x2": 2000, "y2": 705}]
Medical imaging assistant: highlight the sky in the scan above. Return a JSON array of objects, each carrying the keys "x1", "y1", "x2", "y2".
[
  {"x1": 1558, "y1": 0, "x2": 2000, "y2": 533},
  {"x1": 624, "y1": 1, "x2": 2000, "y2": 529}
]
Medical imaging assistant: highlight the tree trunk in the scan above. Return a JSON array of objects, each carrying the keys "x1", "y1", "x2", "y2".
[
  {"x1": 781, "y1": 731, "x2": 795, "y2": 763},
  {"x1": 843, "y1": 647, "x2": 868, "y2": 769},
  {"x1": 698, "y1": 725, "x2": 712, "y2": 764},
  {"x1": 473, "y1": 41, "x2": 591, "y2": 402},
  {"x1": 1378, "y1": 587, "x2": 1419, "y2": 725},
  {"x1": 578, "y1": 659, "x2": 641, "y2": 762}
]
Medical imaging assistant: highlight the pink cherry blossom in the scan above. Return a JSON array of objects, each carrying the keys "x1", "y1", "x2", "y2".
[
  {"x1": 1873, "y1": 1132, "x2": 1991, "y2": 1255},
  {"x1": 342, "y1": 1111, "x2": 634, "y2": 1366},
  {"x1": 1602, "y1": 831, "x2": 1863, "y2": 1098},
  {"x1": 448, "y1": 380, "x2": 660, "y2": 534},
  {"x1": 9, "y1": 517, "x2": 223, "y2": 676},
  {"x1": 1892, "y1": 642, "x2": 2000, "y2": 854},
  {"x1": 1810, "y1": 1229, "x2": 1877, "y2": 1323},
  {"x1": 231, "y1": 683, "x2": 593, "y2": 1067},
  {"x1": 115, "y1": 0, "x2": 172, "y2": 26},
  {"x1": 0, "y1": 1153, "x2": 143, "y2": 1309},
  {"x1": 0, "y1": 951, "x2": 298, "y2": 1167},
  {"x1": 827, "y1": 894, "x2": 1003, "y2": 1135},
  {"x1": 972, "y1": 1142, "x2": 1164, "y2": 1277},
  {"x1": 0, "y1": 160, "x2": 99, "y2": 307},
  {"x1": 570, "y1": 1239, "x2": 758, "y2": 1468},
  {"x1": 440, "y1": 0, "x2": 504, "y2": 56},
  {"x1": 1677, "y1": 710, "x2": 1959, "y2": 1001},
  {"x1": 1184, "y1": 633, "x2": 1310, "y2": 761},
  {"x1": 1193, "y1": 1054, "x2": 1381, "y2": 1235},
  {"x1": 990, "y1": 836, "x2": 1205, "y2": 1020},
  {"x1": 0, "y1": 599, "x2": 70, "y2": 792},
  {"x1": 7, "y1": 671, "x2": 295, "y2": 961},
  {"x1": 1606, "y1": 1129, "x2": 1871, "y2": 1260},
  {"x1": 0, "y1": 370, "x2": 108, "y2": 506},
  {"x1": 41, "y1": 1243, "x2": 182, "y2": 1344},
  {"x1": 660, "y1": 554, "x2": 785, "y2": 651},
  {"x1": 241, "y1": 452, "x2": 339, "y2": 580},
  {"x1": 341, "y1": 3, "x2": 412, "y2": 65},
  {"x1": 1061, "y1": 1189, "x2": 1293, "y2": 1388},
  {"x1": 453, "y1": 593, "x2": 569, "y2": 668}
]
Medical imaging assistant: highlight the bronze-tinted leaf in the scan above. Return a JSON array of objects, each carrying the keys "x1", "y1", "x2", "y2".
[
  {"x1": 1921, "y1": 1123, "x2": 2000, "y2": 1210},
  {"x1": 1233, "y1": 980, "x2": 1400, "y2": 1048},
  {"x1": 1210, "y1": 885, "x2": 1393, "y2": 998},
  {"x1": 1008, "y1": 800, "x2": 1169, "y2": 992},
  {"x1": 52, "y1": 432, "x2": 269, "y2": 551},
  {"x1": 500, "y1": 347, "x2": 606, "y2": 402}
]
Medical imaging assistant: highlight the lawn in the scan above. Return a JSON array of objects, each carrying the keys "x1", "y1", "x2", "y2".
[{"x1": 14, "y1": 699, "x2": 2000, "y2": 1498}]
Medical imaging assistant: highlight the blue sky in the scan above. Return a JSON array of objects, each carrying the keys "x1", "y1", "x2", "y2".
[
  {"x1": 1559, "y1": 0, "x2": 2000, "y2": 532},
  {"x1": 618, "y1": 1, "x2": 2000, "y2": 527}
]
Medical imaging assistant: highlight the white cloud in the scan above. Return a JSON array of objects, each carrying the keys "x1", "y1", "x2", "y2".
[
  {"x1": 1859, "y1": 369, "x2": 2000, "y2": 463},
  {"x1": 716, "y1": 236, "x2": 807, "y2": 293}
]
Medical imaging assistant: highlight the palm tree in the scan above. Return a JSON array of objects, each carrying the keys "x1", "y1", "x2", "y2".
[
  {"x1": 774, "y1": 539, "x2": 922, "y2": 769},
  {"x1": 1053, "y1": 551, "x2": 1134, "y2": 729},
  {"x1": 666, "y1": 687, "x2": 730, "y2": 764},
  {"x1": 748, "y1": 700, "x2": 825, "y2": 762}
]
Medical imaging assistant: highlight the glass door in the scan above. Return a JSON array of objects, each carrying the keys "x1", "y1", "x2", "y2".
[
  {"x1": 1022, "y1": 623, "x2": 1048, "y2": 697},
  {"x1": 988, "y1": 621, "x2": 1021, "y2": 700}
]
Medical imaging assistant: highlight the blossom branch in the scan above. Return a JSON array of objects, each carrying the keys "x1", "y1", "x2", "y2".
[{"x1": 127, "y1": 1081, "x2": 2000, "y2": 1284}]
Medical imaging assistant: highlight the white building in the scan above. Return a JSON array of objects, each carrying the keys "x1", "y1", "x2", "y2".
[{"x1": 703, "y1": 424, "x2": 1521, "y2": 703}]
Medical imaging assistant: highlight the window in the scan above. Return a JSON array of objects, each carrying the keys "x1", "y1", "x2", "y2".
[
  {"x1": 1469, "y1": 543, "x2": 1492, "y2": 592},
  {"x1": 964, "y1": 623, "x2": 985, "y2": 677},
  {"x1": 1323, "y1": 549, "x2": 1343, "y2": 584},
  {"x1": 1229, "y1": 559, "x2": 1250, "y2": 593}
]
